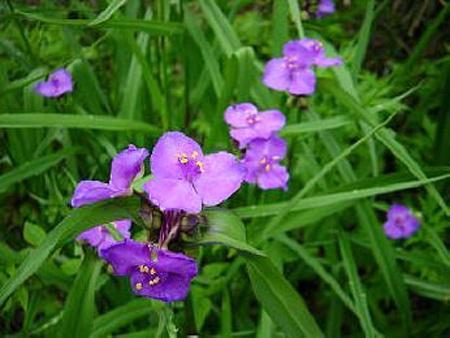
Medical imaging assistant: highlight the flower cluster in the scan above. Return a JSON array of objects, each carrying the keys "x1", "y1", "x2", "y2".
[
  {"x1": 71, "y1": 132, "x2": 245, "y2": 302},
  {"x1": 263, "y1": 38, "x2": 342, "y2": 96},
  {"x1": 225, "y1": 103, "x2": 289, "y2": 190}
]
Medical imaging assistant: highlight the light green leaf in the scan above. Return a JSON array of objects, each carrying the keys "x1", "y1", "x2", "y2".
[
  {"x1": 89, "y1": 0, "x2": 128, "y2": 26},
  {"x1": 23, "y1": 222, "x2": 46, "y2": 247}
]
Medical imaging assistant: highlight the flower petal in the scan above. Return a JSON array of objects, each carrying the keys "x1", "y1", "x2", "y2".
[
  {"x1": 110, "y1": 145, "x2": 149, "y2": 190},
  {"x1": 229, "y1": 128, "x2": 260, "y2": 149},
  {"x1": 262, "y1": 58, "x2": 291, "y2": 92},
  {"x1": 71, "y1": 181, "x2": 125, "y2": 208},
  {"x1": 50, "y1": 68, "x2": 73, "y2": 94},
  {"x1": 245, "y1": 136, "x2": 287, "y2": 161},
  {"x1": 224, "y1": 103, "x2": 258, "y2": 128},
  {"x1": 143, "y1": 178, "x2": 202, "y2": 213},
  {"x1": 155, "y1": 249, "x2": 198, "y2": 277},
  {"x1": 254, "y1": 109, "x2": 286, "y2": 138},
  {"x1": 34, "y1": 81, "x2": 57, "y2": 97},
  {"x1": 101, "y1": 240, "x2": 150, "y2": 276},
  {"x1": 194, "y1": 152, "x2": 245, "y2": 206},
  {"x1": 315, "y1": 56, "x2": 342, "y2": 68},
  {"x1": 77, "y1": 226, "x2": 104, "y2": 247},
  {"x1": 151, "y1": 132, "x2": 203, "y2": 180},
  {"x1": 256, "y1": 163, "x2": 289, "y2": 190},
  {"x1": 288, "y1": 68, "x2": 316, "y2": 95}
]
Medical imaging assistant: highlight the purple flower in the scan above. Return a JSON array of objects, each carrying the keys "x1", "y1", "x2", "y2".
[
  {"x1": 102, "y1": 240, "x2": 198, "y2": 302},
  {"x1": 35, "y1": 68, "x2": 73, "y2": 98},
  {"x1": 224, "y1": 103, "x2": 286, "y2": 149},
  {"x1": 317, "y1": 0, "x2": 335, "y2": 18},
  {"x1": 77, "y1": 219, "x2": 131, "y2": 254},
  {"x1": 262, "y1": 38, "x2": 342, "y2": 95},
  {"x1": 71, "y1": 145, "x2": 149, "y2": 207},
  {"x1": 243, "y1": 136, "x2": 289, "y2": 190},
  {"x1": 383, "y1": 204, "x2": 421, "y2": 240},
  {"x1": 143, "y1": 132, "x2": 245, "y2": 213}
]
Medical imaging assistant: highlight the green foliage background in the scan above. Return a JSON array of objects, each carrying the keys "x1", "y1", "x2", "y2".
[{"x1": 1, "y1": 0, "x2": 449, "y2": 337}]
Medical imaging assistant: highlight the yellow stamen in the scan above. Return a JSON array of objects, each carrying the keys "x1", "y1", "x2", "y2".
[
  {"x1": 259, "y1": 158, "x2": 267, "y2": 164},
  {"x1": 139, "y1": 265, "x2": 149, "y2": 273},
  {"x1": 148, "y1": 276, "x2": 160, "y2": 286},
  {"x1": 179, "y1": 153, "x2": 189, "y2": 164},
  {"x1": 150, "y1": 268, "x2": 156, "y2": 275},
  {"x1": 135, "y1": 282, "x2": 143, "y2": 290},
  {"x1": 191, "y1": 151, "x2": 199, "y2": 159},
  {"x1": 265, "y1": 164, "x2": 271, "y2": 172},
  {"x1": 196, "y1": 161, "x2": 205, "y2": 173}
]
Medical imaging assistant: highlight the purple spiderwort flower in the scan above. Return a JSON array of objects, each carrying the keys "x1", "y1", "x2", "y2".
[
  {"x1": 35, "y1": 68, "x2": 73, "y2": 98},
  {"x1": 243, "y1": 136, "x2": 289, "y2": 190},
  {"x1": 143, "y1": 132, "x2": 245, "y2": 214},
  {"x1": 263, "y1": 38, "x2": 342, "y2": 95},
  {"x1": 383, "y1": 204, "x2": 421, "y2": 240},
  {"x1": 77, "y1": 219, "x2": 131, "y2": 255},
  {"x1": 71, "y1": 145, "x2": 149, "y2": 207},
  {"x1": 224, "y1": 103, "x2": 286, "y2": 149},
  {"x1": 102, "y1": 240, "x2": 198, "y2": 302},
  {"x1": 316, "y1": 0, "x2": 335, "y2": 18}
]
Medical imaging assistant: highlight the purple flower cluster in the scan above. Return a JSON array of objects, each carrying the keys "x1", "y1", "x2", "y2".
[
  {"x1": 383, "y1": 204, "x2": 421, "y2": 240},
  {"x1": 35, "y1": 69, "x2": 73, "y2": 98},
  {"x1": 225, "y1": 103, "x2": 289, "y2": 190},
  {"x1": 316, "y1": 0, "x2": 336, "y2": 18},
  {"x1": 263, "y1": 38, "x2": 342, "y2": 96},
  {"x1": 71, "y1": 132, "x2": 248, "y2": 302}
]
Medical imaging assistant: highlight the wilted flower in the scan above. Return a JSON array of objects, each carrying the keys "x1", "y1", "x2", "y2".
[
  {"x1": 383, "y1": 204, "x2": 421, "y2": 239},
  {"x1": 224, "y1": 103, "x2": 286, "y2": 149},
  {"x1": 35, "y1": 68, "x2": 73, "y2": 98},
  {"x1": 263, "y1": 38, "x2": 342, "y2": 95},
  {"x1": 143, "y1": 132, "x2": 245, "y2": 213},
  {"x1": 102, "y1": 240, "x2": 198, "y2": 302},
  {"x1": 316, "y1": 0, "x2": 335, "y2": 17},
  {"x1": 77, "y1": 219, "x2": 131, "y2": 254},
  {"x1": 71, "y1": 145, "x2": 149, "y2": 207},
  {"x1": 243, "y1": 136, "x2": 289, "y2": 190}
]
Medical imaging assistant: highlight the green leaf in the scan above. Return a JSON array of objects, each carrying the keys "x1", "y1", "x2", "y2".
[
  {"x1": 198, "y1": 209, "x2": 264, "y2": 256},
  {"x1": 351, "y1": 0, "x2": 375, "y2": 77},
  {"x1": 23, "y1": 222, "x2": 46, "y2": 247},
  {"x1": 0, "y1": 197, "x2": 139, "y2": 307},
  {"x1": 403, "y1": 274, "x2": 450, "y2": 301},
  {"x1": 89, "y1": 0, "x2": 128, "y2": 26},
  {"x1": 191, "y1": 287, "x2": 213, "y2": 332},
  {"x1": 280, "y1": 116, "x2": 352, "y2": 137},
  {"x1": 286, "y1": 0, "x2": 304, "y2": 39},
  {"x1": 199, "y1": 0, "x2": 241, "y2": 56},
  {"x1": 234, "y1": 172, "x2": 450, "y2": 219},
  {"x1": 59, "y1": 251, "x2": 102, "y2": 338},
  {"x1": 0, "y1": 148, "x2": 77, "y2": 190},
  {"x1": 338, "y1": 231, "x2": 378, "y2": 338},
  {"x1": 0, "y1": 113, "x2": 159, "y2": 133},
  {"x1": 16, "y1": 11, "x2": 183, "y2": 36},
  {"x1": 91, "y1": 299, "x2": 162, "y2": 338},
  {"x1": 245, "y1": 254, "x2": 324, "y2": 338}
]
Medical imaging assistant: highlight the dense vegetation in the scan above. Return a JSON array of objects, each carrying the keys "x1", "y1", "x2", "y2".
[{"x1": 1, "y1": 1, "x2": 449, "y2": 337}]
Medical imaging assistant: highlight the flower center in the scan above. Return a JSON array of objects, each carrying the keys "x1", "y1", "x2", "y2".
[
  {"x1": 177, "y1": 151, "x2": 205, "y2": 181},
  {"x1": 246, "y1": 112, "x2": 260, "y2": 125},
  {"x1": 135, "y1": 265, "x2": 161, "y2": 290},
  {"x1": 259, "y1": 156, "x2": 281, "y2": 172},
  {"x1": 284, "y1": 56, "x2": 301, "y2": 70}
]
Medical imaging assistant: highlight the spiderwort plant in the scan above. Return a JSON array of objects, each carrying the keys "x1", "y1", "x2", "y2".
[
  {"x1": 35, "y1": 68, "x2": 73, "y2": 98},
  {"x1": 263, "y1": 38, "x2": 342, "y2": 95},
  {"x1": 224, "y1": 103, "x2": 286, "y2": 149},
  {"x1": 316, "y1": 0, "x2": 336, "y2": 18},
  {"x1": 143, "y1": 131, "x2": 246, "y2": 213},
  {"x1": 383, "y1": 204, "x2": 421, "y2": 240}
]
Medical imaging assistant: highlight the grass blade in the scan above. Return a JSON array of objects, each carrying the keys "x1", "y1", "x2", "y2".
[
  {"x1": 0, "y1": 113, "x2": 160, "y2": 133},
  {"x1": 245, "y1": 254, "x2": 324, "y2": 338},
  {"x1": 89, "y1": 0, "x2": 127, "y2": 26}
]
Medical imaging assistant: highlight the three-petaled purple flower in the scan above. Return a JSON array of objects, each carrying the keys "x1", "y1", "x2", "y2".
[
  {"x1": 263, "y1": 38, "x2": 342, "y2": 95},
  {"x1": 383, "y1": 204, "x2": 421, "y2": 240},
  {"x1": 71, "y1": 145, "x2": 149, "y2": 207},
  {"x1": 243, "y1": 136, "x2": 289, "y2": 190},
  {"x1": 77, "y1": 219, "x2": 131, "y2": 254},
  {"x1": 35, "y1": 68, "x2": 73, "y2": 98},
  {"x1": 224, "y1": 103, "x2": 285, "y2": 149},
  {"x1": 102, "y1": 240, "x2": 198, "y2": 302},
  {"x1": 317, "y1": 0, "x2": 335, "y2": 18},
  {"x1": 143, "y1": 132, "x2": 245, "y2": 213}
]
